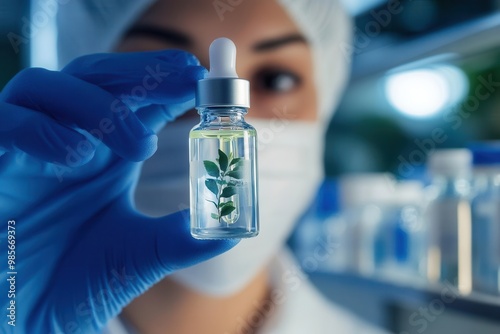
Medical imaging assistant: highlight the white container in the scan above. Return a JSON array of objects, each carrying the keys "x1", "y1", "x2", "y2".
[
  {"x1": 376, "y1": 181, "x2": 426, "y2": 283},
  {"x1": 339, "y1": 173, "x2": 396, "y2": 275},
  {"x1": 470, "y1": 142, "x2": 500, "y2": 296},
  {"x1": 425, "y1": 149, "x2": 473, "y2": 294}
]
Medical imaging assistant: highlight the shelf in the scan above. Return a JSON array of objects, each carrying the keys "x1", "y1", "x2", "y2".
[{"x1": 307, "y1": 270, "x2": 500, "y2": 325}]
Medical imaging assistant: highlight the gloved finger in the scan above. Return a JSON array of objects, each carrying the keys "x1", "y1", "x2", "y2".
[
  {"x1": 134, "y1": 99, "x2": 195, "y2": 133},
  {"x1": 1, "y1": 67, "x2": 156, "y2": 162},
  {"x1": 121, "y1": 208, "x2": 238, "y2": 283},
  {"x1": 62, "y1": 50, "x2": 206, "y2": 120},
  {"x1": 0, "y1": 101, "x2": 95, "y2": 165}
]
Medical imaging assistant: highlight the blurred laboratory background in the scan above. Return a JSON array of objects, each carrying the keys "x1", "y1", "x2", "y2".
[
  {"x1": 291, "y1": 1, "x2": 500, "y2": 333},
  {"x1": 1, "y1": 0, "x2": 500, "y2": 333}
]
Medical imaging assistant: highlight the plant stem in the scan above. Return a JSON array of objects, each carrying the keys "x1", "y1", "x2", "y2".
[
  {"x1": 217, "y1": 180, "x2": 222, "y2": 224},
  {"x1": 217, "y1": 171, "x2": 224, "y2": 224}
]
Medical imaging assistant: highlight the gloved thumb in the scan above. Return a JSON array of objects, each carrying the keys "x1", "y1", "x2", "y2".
[
  {"x1": 103, "y1": 200, "x2": 238, "y2": 287},
  {"x1": 31, "y1": 203, "x2": 238, "y2": 333}
]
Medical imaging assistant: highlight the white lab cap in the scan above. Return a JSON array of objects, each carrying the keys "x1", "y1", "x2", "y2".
[
  {"x1": 278, "y1": 0, "x2": 352, "y2": 120},
  {"x1": 57, "y1": 0, "x2": 155, "y2": 69}
]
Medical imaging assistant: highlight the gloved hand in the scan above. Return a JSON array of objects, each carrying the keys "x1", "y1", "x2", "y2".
[{"x1": 0, "y1": 50, "x2": 237, "y2": 333}]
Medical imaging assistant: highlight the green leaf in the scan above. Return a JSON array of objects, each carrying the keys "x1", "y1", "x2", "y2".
[
  {"x1": 220, "y1": 186, "x2": 237, "y2": 198},
  {"x1": 220, "y1": 204, "x2": 236, "y2": 217},
  {"x1": 231, "y1": 160, "x2": 244, "y2": 172},
  {"x1": 227, "y1": 170, "x2": 243, "y2": 179},
  {"x1": 230, "y1": 157, "x2": 242, "y2": 166},
  {"x1": 203, "y1": 161, "x2": 220, "y2": 177},
  {"x1": 220, "y1": 201, "x2": 234, "y2": 209},
  {"x1": 216, "y1": 179, "x2": 228, "y2": 185},
  {"x1": 211, "y1": 213, "x2": 219, "y2": 220},
  {"x1": 205, "y1": 179, "x2": 218, "y2": 196},
  {"x1": 206, "y1": 199, "x2": 218, "y2": 208},
  {"x1": 218, "y1": 149, "x2": 228, "y2": 172}
]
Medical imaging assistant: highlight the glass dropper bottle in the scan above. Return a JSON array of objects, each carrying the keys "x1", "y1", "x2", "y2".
[{"x1": 189, "y1": 37, "x2": 259, "y2": 239}]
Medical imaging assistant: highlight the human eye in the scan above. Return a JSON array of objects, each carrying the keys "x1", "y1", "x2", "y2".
[{"x1": 253, "y1": 68, "x2": 302, "y2": 94}]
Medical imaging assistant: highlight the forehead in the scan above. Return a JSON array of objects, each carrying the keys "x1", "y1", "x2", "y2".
[{"x1": 135, "y1": 0, "x2": 301, "y2": 54}]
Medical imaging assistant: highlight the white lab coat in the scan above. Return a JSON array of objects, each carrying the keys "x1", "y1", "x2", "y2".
[{"x1": 103, "y1": 249, "x2": 389, "y2": 334}]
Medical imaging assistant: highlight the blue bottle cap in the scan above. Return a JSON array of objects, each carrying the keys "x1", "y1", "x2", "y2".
[{"x1": 469, "y1": 141, "x2": 500, "y2": 166}]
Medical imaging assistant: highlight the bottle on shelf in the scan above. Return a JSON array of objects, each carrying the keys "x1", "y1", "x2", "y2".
[
  {"x1": 469, "y1": 142, "x2": 500, "y2": 296},
  {"x1": 425, "y1": 149, "x2": 473, "y2": 294},
  {"x1": 375, "y1": 181, "x2": 427, "y2": 283},
  {"x1": 339, "y1": 173, "x2": 396, "y2": 275}
]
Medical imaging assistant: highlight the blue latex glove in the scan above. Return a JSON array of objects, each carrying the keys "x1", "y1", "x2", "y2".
[{"x1": 0, "y1": 50, "x2": 238, "y2": 333}]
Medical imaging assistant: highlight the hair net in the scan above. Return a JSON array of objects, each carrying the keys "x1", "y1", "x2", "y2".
[
  {"x1": 278, "y1": 0, "x2": 352, "y2": 120},
  {"x1": 57, "y1": 0, "x2": 352, "y2": 122},
  {"x1": 57, "y1": 0, "x2": 155, "y2": 69}
]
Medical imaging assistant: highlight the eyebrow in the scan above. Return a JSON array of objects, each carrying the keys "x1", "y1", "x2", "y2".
[
  {"x1": 125, "y1": 25, "x2": 192, "y2": 47},
  {"x1": 252, "y1": 34, "x2": 307, "y2": 52},
  {"x1": 124, "y1": 26, "x2": 306, "y2": 52}
]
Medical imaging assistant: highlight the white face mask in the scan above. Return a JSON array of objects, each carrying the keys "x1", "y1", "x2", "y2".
[
  {"x1": 135, "y1": 117, "x2": 324, "y2": 296},
  {"x1": 134, "y1": 118, "x2": 195, "y2": 216}
]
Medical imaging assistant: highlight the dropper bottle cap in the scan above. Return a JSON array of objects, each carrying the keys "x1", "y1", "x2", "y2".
[{"x1": 196, "y1": 37, "x2": 250, "y2": 108}]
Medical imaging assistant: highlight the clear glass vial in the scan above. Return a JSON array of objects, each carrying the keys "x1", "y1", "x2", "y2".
[{"x1": 189, "y1": 38, "x2": 259, "y2": 239}]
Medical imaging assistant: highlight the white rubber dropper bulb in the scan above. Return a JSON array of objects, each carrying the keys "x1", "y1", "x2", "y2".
[{"x1": 207, "y1": 37, "x2": 238, "y2": 78}]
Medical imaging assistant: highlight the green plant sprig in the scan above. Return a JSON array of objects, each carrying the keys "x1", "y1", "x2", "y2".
[{"x1": 204, "y1": 149, "x2": 244, "y2": 224}]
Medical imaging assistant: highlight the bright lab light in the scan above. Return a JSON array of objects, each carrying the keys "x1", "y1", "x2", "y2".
[
  {"x1": 385, "y1": 70, "x2": 449, "y2": 118},
  {"x1": 384, "y1": 65, "x2": 468, "y2": 118}
]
